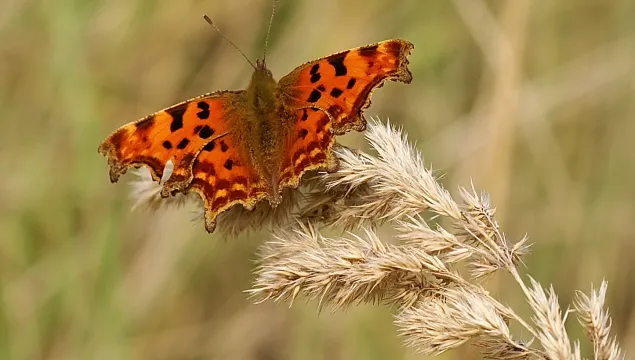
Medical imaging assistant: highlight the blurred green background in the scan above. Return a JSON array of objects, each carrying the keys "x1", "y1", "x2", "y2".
[{"x1": 1, "y1": 0, "x2": 634, "y2": 359}]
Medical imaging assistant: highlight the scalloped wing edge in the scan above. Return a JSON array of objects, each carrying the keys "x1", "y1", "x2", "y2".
[
  {"x1": 193, "y1": 188, "x2": 269, "y2": 233},
  {"x1": 183, "y1": 132, "x2": 270, "y2": 233},
  {"x1": 97, "y1": 90, "x2": 243, "y2": 194},
  {"x1": 98, "y1": 110, "x2": 165, "y2": 183},
  {"x1": 334, "y1": 39, "x2": 414, "y2": 135}
]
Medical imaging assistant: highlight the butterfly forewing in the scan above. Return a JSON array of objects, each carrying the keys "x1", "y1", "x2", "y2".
[
  {"x1": 98, "y1": 91, "x2": 244, "y2": 196},
  {"x1": 278, "y1": 39, "x2": 413, "y2": 135}
]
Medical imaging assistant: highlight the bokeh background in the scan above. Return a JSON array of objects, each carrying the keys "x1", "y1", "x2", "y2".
[{"x1": 1, "y1": 0, "x2": 634, "y2": 359}]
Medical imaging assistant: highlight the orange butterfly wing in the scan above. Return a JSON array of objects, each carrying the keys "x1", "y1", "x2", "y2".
[
  {"x1": 98, "y1": 91, "x2": 243, "y2": 196},
  {"x1": 278, "y1": 39, "x2": 413, "y2": 135},
  {"x1": 186, "y1": 135, "x2": 268, "y2": 233}
]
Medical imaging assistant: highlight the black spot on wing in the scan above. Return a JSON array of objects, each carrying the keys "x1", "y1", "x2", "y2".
[
  {"x1": 309, "y1": 64, "x2": 322, "y2": 83},
  {"x1": 176, "y1": 138, "x2": 190, "y2": 149},
  {"x1": 359, "y1": 44, "x2": 378, "y2": 57},
  {"x1": 202, "y1": 140, "x2": 215, "y2": 152},
  {"x1": 196, "y1": 101, "x2": 210, "y2": 119},
  {"x1": 301, "y1": 109, "x2": 308, "y2": 121},
  {"x1": 317, "y1": 84, "x2": 326, "y2": 92},
  {"x1": 224, "y1": 159, "x2": 233, "y2": 170},
  {"x1": 167, "y1": 103, "x2": 187, "y2": 132},
  {"x1": 327, "y1": 52, "x2": 348, "y2": 76},
  {"x1": 162, "y1": 140, "x2": 172, "y2": 149},
  {"x1": 347, "y1": 78, "x2": 356, "y2": 89},
  {"x1": 199, "y1": 125, "x2": 214, "y2": 139},
  {"x1": 307, "y1": 90, "x2": 321, "y2": 103},
  {"x1": 220, "y1": 140, "x2": 229, "y2": 152},
  {"x1": 298, "y1": 128, "x2": 309, "y2": 139},
  {"x1": 330, "y1": 88, "x2": 343, "y2": 98},
  {"x1": 135, "y1": 115, "x2": 154, "y2": 130}
]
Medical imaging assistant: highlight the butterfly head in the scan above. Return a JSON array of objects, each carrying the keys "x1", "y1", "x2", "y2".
[
  {"x1": 247, "y1": 58, "x2": 277, "y2": 118},
  {"x1": 255, "y1": 59, "x2": 273, "y2": 77},
  {"x1": 250, "y1": 59, "x2": 275, "y2": 91}
]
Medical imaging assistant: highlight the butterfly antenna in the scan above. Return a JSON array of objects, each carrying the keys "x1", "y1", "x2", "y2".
[
  {"x1": 203, "y1": 15, "x2": 257, "y2": 70},
  {"x1": 262, "y1": 0, "x2": 278, "y2": 63}
]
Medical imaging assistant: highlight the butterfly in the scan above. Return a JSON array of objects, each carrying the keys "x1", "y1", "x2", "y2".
[{"x1": 98, "y1": 9, "x2": 413, "y2": 233}]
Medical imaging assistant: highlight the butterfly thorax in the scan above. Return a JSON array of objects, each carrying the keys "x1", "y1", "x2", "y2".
[
  {"x1": 244, "y1": 60, "x2": 293, "y2": 202},
  {"x1": 247, "y1": 61, "x2": 277, "y2": 116}
]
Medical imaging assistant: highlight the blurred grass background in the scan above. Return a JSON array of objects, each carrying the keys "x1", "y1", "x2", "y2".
[{"x1": 1, "y1": 0, "x2": 634, "y2": 359}]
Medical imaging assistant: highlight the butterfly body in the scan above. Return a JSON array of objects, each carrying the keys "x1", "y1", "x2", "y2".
[
  {"x1": 224, "y1": 59, "x2": 291, "y2": 203},
  {"x1": 99, "y1": 39, "x2": 414, "y2": 232}
]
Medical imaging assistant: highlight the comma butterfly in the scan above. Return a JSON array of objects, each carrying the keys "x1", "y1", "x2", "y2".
[{"x1": 98, "y1": 3, "x2": 413, "y2": 233}]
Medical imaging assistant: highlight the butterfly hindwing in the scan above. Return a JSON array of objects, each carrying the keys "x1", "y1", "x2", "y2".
[
  {"x1": 278, "y1": 108, "x2": 337, "y2": 189},
  {"x1": 186, "y1": 134, "x2": 269, "y2": 233},
  {"x1": 98, "y1": 90, "x2": 244, "y2": 196},
  {"x1": 278, "y1": 39, "x2": 413, "y2": 135}
]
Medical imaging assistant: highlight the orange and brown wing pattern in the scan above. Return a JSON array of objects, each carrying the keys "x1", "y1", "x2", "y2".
[
  {"x1": 278, "y1": 108, "x2": 337, "y2": 189},
  {"x1": 278, "y1": 39, "x2": 413, "y2": 135},
  {"x1": 186, "y1": 135, "x2": 268, "y2": 233},
  {"x1": 98, "y1": 90, "x2": 244, "y2": 196}
]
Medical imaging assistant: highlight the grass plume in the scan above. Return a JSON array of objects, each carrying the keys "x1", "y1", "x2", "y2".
[{"x1": 244, "y1": 120, "x2": 624, "y2": 359}]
